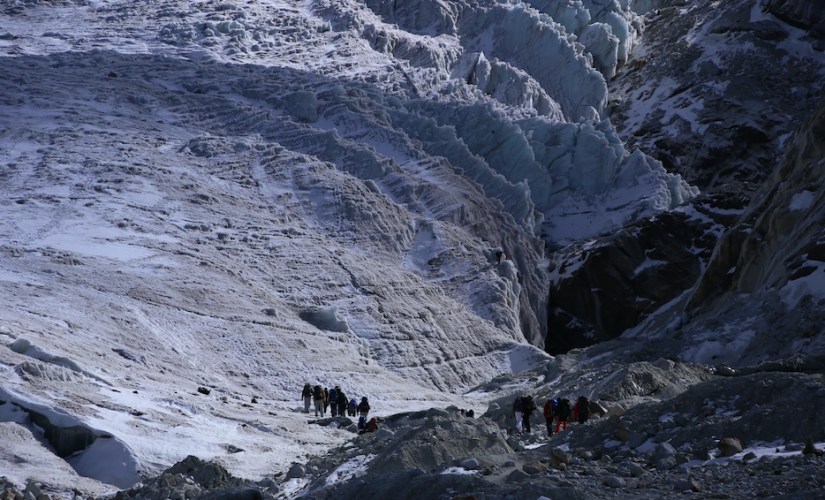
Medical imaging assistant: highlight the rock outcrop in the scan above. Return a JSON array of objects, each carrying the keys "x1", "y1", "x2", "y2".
[
  {"x1": 546, "y1": 184, "x2": 749, "y2": 353},
  {"x1": 689, "y1": 99, "x2": 825, "y2": 312},
  {"x1": 610, "y1": 0, "x2": 825, "y2": 191}
]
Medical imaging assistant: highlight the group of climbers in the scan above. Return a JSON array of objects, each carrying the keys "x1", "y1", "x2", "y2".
[
  {"x1": 305, "y1": 385, "x2": 593, "y2": 439},
  {"x1": 301, "y1": 384, "x2": 375, "y2": 433},
  {"x1": 513, "y1": 394, "x2": 591, "y2": 436},
  {"x1": 301, "y1": 383, "x2": 361, "y2": 419}
]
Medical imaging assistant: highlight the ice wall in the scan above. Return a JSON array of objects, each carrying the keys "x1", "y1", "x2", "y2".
[
  {"x1": 525, "y1": 0, "x2": 643, "y2": 66},
  {"x1": 450, "y1": 51, "x2": 565, "y2": 120},
  {"x1": 465, "y1": 4, "x2": 609, "y2": 121},
  {"x1": 401, "y1": 97, "x2": 695, "y2": 244},
  {"x1": 353, "y1": 0, "x2": 696, "y2": 247}
]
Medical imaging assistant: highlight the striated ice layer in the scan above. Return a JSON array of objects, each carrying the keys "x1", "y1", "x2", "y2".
[
  {"x1": 461, "y1": 3, "x2": 609, "y2": 121},
  {"x1": 523, "y1": 0, "x2": 644, "y2": 79},
  {"x1": 402, "y1": 97, "x2": 696, "y2": 245}
]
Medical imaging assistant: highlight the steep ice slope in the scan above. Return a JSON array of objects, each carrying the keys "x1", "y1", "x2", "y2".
[
  {"x1": 349, "y1": 0, "x2": 696, "y2": 245},
  {"x1": 0, "y1": 47, "x2": 556, "y2": 485}
]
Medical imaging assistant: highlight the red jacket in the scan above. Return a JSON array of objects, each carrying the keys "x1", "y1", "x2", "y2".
[{"x1": 573, "y1": 401, "x2": 589, "y2": 419}]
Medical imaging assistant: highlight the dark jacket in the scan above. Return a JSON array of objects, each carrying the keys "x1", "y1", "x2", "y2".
[
  {"x1": 523, "y1": 397, "x2": 536, "y2": 417},
  {"x1": 313, "y1": 386, "x2": 325, "y2": 402},
  {"x1": 357, "y1": 398, "x2": 370, "y2": 414},
  {"x1": 557, "y1": 399, "x2": 571, "y2": 421}
]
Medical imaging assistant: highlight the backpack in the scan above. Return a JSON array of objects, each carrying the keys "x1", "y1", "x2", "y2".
[
  {"x1": 313, "y1": 385, "x2": 323, "y2": 399},
  {"x1": 543, "y1": 399, "x2": 557, "y2": 418},
  {"x1": 329, "y1": 388, "x2": 338, "y2": 401},
  {"x1": 512, "y1": 396, "x2": 523, "y2": 413},
  {"x1": 349, "y1": 399, "x2": 357, "y2": 408},
  {"x1": 557, "y1": 399, "x2": 571, "y2": 420},
  {"x1": 366, "y1": 417, "x2": 378, "y2": 432},
  {"x1": 524, "y1": 396, "x2": 535, "y2": 415},
  {"x1": 577, "y1": 396, "x2": 589, "y2": 415},
  {"x1": 358, "y1": 415, "x2": 366, "y2": 431},
  {"x1": 358, "y1": 398, "x2": 370, "y2": 413}
]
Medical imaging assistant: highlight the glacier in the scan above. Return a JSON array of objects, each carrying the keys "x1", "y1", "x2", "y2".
[{"x1": 0, "y1": 0, "x2": 701, "y2": 490}]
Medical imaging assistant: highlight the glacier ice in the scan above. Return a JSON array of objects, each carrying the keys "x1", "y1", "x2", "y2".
[
  {"x1": 350, "y1": 0, "x2": 695, "y2": 246},
  {"x1": 300, "y1": 306, "x2": 351, "y2": 333}
]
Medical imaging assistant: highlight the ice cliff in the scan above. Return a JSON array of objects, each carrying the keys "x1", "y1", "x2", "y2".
[{"x1": 322, "y1": 0, "x2": 698, "y2": 246}]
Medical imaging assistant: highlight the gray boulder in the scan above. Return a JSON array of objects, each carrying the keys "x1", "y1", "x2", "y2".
[
  {"x1": 674, "y1": 479, "x2": 702, "y2": 492},
  {"x1": 549, "y1": 447, "x2": 571, "y2": 468},
  {"x1": 364, "y1": 412, "x2": 513, "y2": 476},
  {"x1": 522, "y1": 462, "x2": 545, "y2": 474},
  {"x1": 165, "y1": 456, "x2": 241, "y2": 489},
  {"x1": 651, "y1": 442, "x2": 677, "y2": 464},
  {"x1": 375, "y1": 429, "x2": 395, "y2": 440},
  {"x1": 506, "y1": 436, "x2": 525, "y2": 452},
  {"x1": 312, "y1": 416, "x2": 353, "y2": 428},
  {"x1": 656, "y1": 457, "x2": 677, "y2": 471},
  {"x1": 506, "y1": 469, "x2": 530, "y2": 482},
  {"x1": 616, "y1": 422, "x2": 631, "y2": 442},
  {"x1": 628, "y1": 432, "x2": 647, "y2": 449},
  {"x1": 460, "y1": 458, "x2": 479, "y2": 470},
  {"x1": 426, "y1": 408, "x2": 449, "y2": 418},
  {"x1": 286, "y1": 464, "x2": 305, "y2": 479},
  {"x1": 603, "y1": 476, "x2": 626, "y2": 488},
  {"x1": 717, "y1": 438, "x2": 742, "y2": 457}
]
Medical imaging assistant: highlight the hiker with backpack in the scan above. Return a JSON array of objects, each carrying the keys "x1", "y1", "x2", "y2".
[
  {"x1": 312, "y1": 385, "x2": 325, "y2": 417},
  {"x1": 301, "y1": 384, "x2": 312, "y2": 413},
  {"x1": 358, "y1": 415, "x2": 379, "y2": 434},
  {"x1": 348, "y1": 398, "x2": 357, "y2": 417},
  {"x1": 522, "y1": 396, "x2": 537, "y2": 433},
  {"x1": 512, "y1": 395, "x2": 524, "y2": 433},
  {"x1": 357, "y1": 396, "x2": 370, "y2": 417},
  {"x1": 555, "y1": 398, "x2": 571, "y2": 432},
  {"x1": 543, "y1": 398, "x2": 557, "y2": 437},
  {"x1": 328, "y1": 386, "x2": 339, "y2": 417},
  {"x1": 574, "y1": 395, "x2": 590, "y2": 424},
  {"x1": 323, "y1": 388, "x2": 330, "y2": 414},
  {"x1": 335, "y1": 387, "x2": 347, "y2": 417}
]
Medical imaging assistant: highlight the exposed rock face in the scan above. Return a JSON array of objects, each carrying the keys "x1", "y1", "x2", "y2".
[
  {"x1": 766, "y1": 0, "x2": 825, "y2": 46},
  {"x1": 364, "y1": 410, "x2": 514, "y2": 476},
  {"x1": 611, "y1": 0, "x2": 825, "y2": 191},
  {"x1": 689, "y1": 99, "x2": 825, "y2": 312},
  {"x1": 545, "y1": 0, "x2": 825, "y2": 355},
  {"x1": 546, "y1": 184, "x2": 749, "y2": 354}
]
